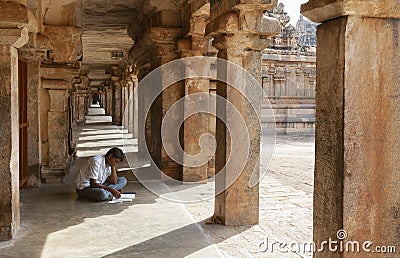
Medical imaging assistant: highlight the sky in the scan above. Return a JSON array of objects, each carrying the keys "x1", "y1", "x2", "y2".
[{"x1": 278, "y1": 0, "x2": 309, "y2": 26}]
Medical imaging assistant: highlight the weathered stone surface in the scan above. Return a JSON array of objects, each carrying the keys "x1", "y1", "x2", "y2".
[
  {"x1": 82, "y1": 0, "x2": 135, "y2": 65},
  {"x1": 303, "y1": 1, "x2": 400, "y2": 257},
  {"x1": 0, "y1": 28, "x2": 29, "y2": 48},
  {"x1": 209, "y1": 0, "x2": 277, "y2": 20},
  {"x1": 42, "y1": 79, "x2": 72, "y2": 90},
  {"x1": 40, "y1": 67, "x2": 79, "y2": 81},
  {"x1": 302, "y1": 0, "x2": 400, "y2": 23},
  {"x1": 27, "y1": 60, "x2": 41, "y2": 187},
  {"x1": 43, "y1": 25, "x2": 81, "y2": 63},
  {"x1": 0, "y1": 45, "x2": 20, "y2": 240},
  {"x1": 0, "y1": 1, "x2": 28, "y2": 26}
]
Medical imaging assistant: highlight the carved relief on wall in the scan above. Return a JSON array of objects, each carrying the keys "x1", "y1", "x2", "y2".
[{"x1": 262, "y1": 61, "x2": 316, "y2": 99}]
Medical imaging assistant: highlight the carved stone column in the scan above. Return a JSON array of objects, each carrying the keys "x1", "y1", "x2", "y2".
[
  {"x1": 206, "y1": 1, "x2": 279, "y2": 225},
  {"x1": 112, "y1": 78, "x2": 122, "y2": 126},
  {"x1": 154, "y1": 29, "x2": 184, "y2": 180},
  {"x1": 121, "y1": 80, "x2": 129, "y2": 129},
  {"x1": 76, "y1": 89, "x2": 88, "y2": 124},
  {"x1": 40, "y1": 67, "x2": 78, "y2": 183},
  {"x1": 106, "y1": 85, "x2": 112, "y2": 116},
  {"x1": 127, "y1": 79, "x2": 135, "y2": 135},
  {"x1": 182, "y1": 59, "x2": 211, "y2": 182},
  {"x1": 302, "y1": 1, "x2": 400, "y2": 256},
  {"x1": 0, "y1": 26, "x2": 28, "y2": 240},
  {"x1": 179, "y1": 2, "x2": 213, "y2": 183}
]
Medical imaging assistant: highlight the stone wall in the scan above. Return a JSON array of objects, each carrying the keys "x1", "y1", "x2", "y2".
[{"x1": 262, "y1": 50, "x2": 316, "y2": 135}]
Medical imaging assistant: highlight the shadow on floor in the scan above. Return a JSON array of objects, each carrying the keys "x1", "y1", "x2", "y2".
[{"x1": 103, "y1": 221, "x2": 250, "y2": 258}]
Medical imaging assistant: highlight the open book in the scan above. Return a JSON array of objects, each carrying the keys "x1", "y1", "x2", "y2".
[{"x1": 108, "y1": 192, "x2": 136, "y2": 203}]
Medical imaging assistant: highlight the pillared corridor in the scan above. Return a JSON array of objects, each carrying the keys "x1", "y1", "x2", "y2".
[{"x1": 0, "y1": 106, "x2": 314, "y2": 257}]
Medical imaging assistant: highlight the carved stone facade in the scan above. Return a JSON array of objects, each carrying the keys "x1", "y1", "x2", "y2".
[{"x1": 263, "y1": 3, "x2": 317, "y2": 135}]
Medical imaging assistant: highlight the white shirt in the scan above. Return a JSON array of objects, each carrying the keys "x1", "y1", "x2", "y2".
[{"x1": 75, "y1": 155, "x2": 112, "y2": 190}]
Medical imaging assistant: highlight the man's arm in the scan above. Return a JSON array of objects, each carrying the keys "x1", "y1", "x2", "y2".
[
  {"x1": 89, "y1": 178, "x2": 121, "y2": 198},
  {"x1": 108, "y1": 165, "x2": 118, "y2": 184}
]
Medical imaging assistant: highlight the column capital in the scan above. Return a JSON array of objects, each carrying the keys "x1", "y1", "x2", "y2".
[
  {"x1": 205, "y1": 11, "x2": 280, "y2": 41},
  {"x1": 301, "y1": 0, "x2": 400, "y2": 23},
  {"x1": 0, "y1": 27, "x2": 29, "y2": 48}
]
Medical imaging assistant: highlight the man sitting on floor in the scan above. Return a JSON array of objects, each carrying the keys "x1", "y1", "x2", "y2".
[{"x1": 75, "y1": 147, "x2": 127, "y2": 201}]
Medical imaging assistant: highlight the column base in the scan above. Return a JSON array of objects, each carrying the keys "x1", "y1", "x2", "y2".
[
  {"x1": 0, "y1": 226, "x2": 12, "y2": 241},
  {"x1": 41, "y1": 157, "x2": 72, "y2": 183}
]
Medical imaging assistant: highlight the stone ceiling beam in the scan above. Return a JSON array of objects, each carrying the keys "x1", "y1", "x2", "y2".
[{"x1": 302, "y1": 0, "x2": 400, "y2": 23}]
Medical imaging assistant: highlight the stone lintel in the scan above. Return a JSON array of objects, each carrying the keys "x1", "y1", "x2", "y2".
[
  {"x1": 301, "y1": 0, "x2": 400, "y2": 23},
  {"x1": 0, "y1": 27, "x2": 29, "y2": 48},
  {"x1": 210, "y1": 0, "x2": 277, "y2": 20},
  {"x1": 18, "y1": 48, "x2": 49, "y2": 62},
  {"x1": 206, "y1": 11, "x2": 280, "y2": 39},
  {"x1": 41, "y1": 67, "x2": 79, "y2": 81},
  {"x1": 42, "y1": 79, "x2": 71, "y2": 90}
]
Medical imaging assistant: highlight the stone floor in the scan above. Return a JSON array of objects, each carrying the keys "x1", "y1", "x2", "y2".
[{"x1": 0, "y1": 107, "x2": 314, "y2": 258}]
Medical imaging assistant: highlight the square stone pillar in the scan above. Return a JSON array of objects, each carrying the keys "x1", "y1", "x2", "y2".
[
  {"x1": 132, "y1": 77, "x2": 139, "y2": 139},
  {"x1": 179, "y1": 36, "x2": 212, "y2": 182},
  {"x1": 26, "y1": 58, "x2": 41, "y2": 187},
  {"x1": 302, "y1": 1, "x2": 400, "y2": 256},
  {"x1": 206, "y1": 1, "x2": 279, "y2": 225},
  {"x1": 41, "y1": 79, "x2": 72, "y2": 182},
  {"x1": 122, "y1": 82, "x2": 129, "y2": 129},
  {"x1": 108, "y1": 86, "x2": 113, "y2": 117},
  {"x1": 76, "y1": 91, "x2": 87, "y2": 124},
  {"x1": 127, "y1": 80, "x2": 135, "y2": 135},
  {"x1": 112, "y1": 79, "x2": 122, "y2": 126},
  {"x1": 0, "y1": 27, "x2": 28, "y2": 240}
]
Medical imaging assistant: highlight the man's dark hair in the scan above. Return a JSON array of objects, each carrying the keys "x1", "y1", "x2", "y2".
[{"x1": 106, "y1": 147, "x2": 124, "y2": 161}]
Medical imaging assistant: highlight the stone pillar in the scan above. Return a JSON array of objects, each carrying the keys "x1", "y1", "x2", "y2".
[
  {"x1": 41, "y1": 80, "x2": 72, "y2": 182},
  {"x1": 302, "y1": 1, "x2": 400, "y2": 256},
  {"x1": 182, "y1": 69, "x2": 210, "y2": 182},
  {"x1": 26, "y1": 56, "x2": 41, "y2": 187},
  {"x1": 127, "y1": 79, "x2": 134, "y2": 135},
  {"x1": 76, "y1": 90, "x2": 87, "y2": 124},
  {"x1": 179, "y1": 36, "x2": 211, "y2": 182},
  {"x1": 206, "y1": 1, "x2": 279, "y2": 225},
  {"x1": 106, "y1": 85, "x2": 112, "y2": 116},
  {"x1": 155, "y1": 30, "x2": 184, "y2": 180},
  {"x1": 112, "y1": 79, "x2": 122, "y2": 126},
  {"x1": 132, "y1": 76, "x2": 139, "y2": 138},
  {"x1": 100, "y1": 90, "x2": 105, "y2": 109},
  {"x1": 0, "y1": 27, "x2": 28, "y2": 240},
  {"x1": 40, "y1": 67, "x2": 78, "y2": 183},
  {"x1": 121, "y1": 80, "x2": 129, "y2": 129}
]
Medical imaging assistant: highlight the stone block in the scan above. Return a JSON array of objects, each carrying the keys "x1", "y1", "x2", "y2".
[
  {"x1": 302, "y1": 0, "x2": 400, "y2": 23},
  {"x1": 0, "y1": 1, "x2": 28, "y2": 26},
  {"x1": 43, "y1": 25, "x2": 81, "y2": 63}
]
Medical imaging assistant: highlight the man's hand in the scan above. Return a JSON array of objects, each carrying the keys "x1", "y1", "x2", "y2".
[{"x1": 109, "y1": 188, "x2": 121, "y2": 198}]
